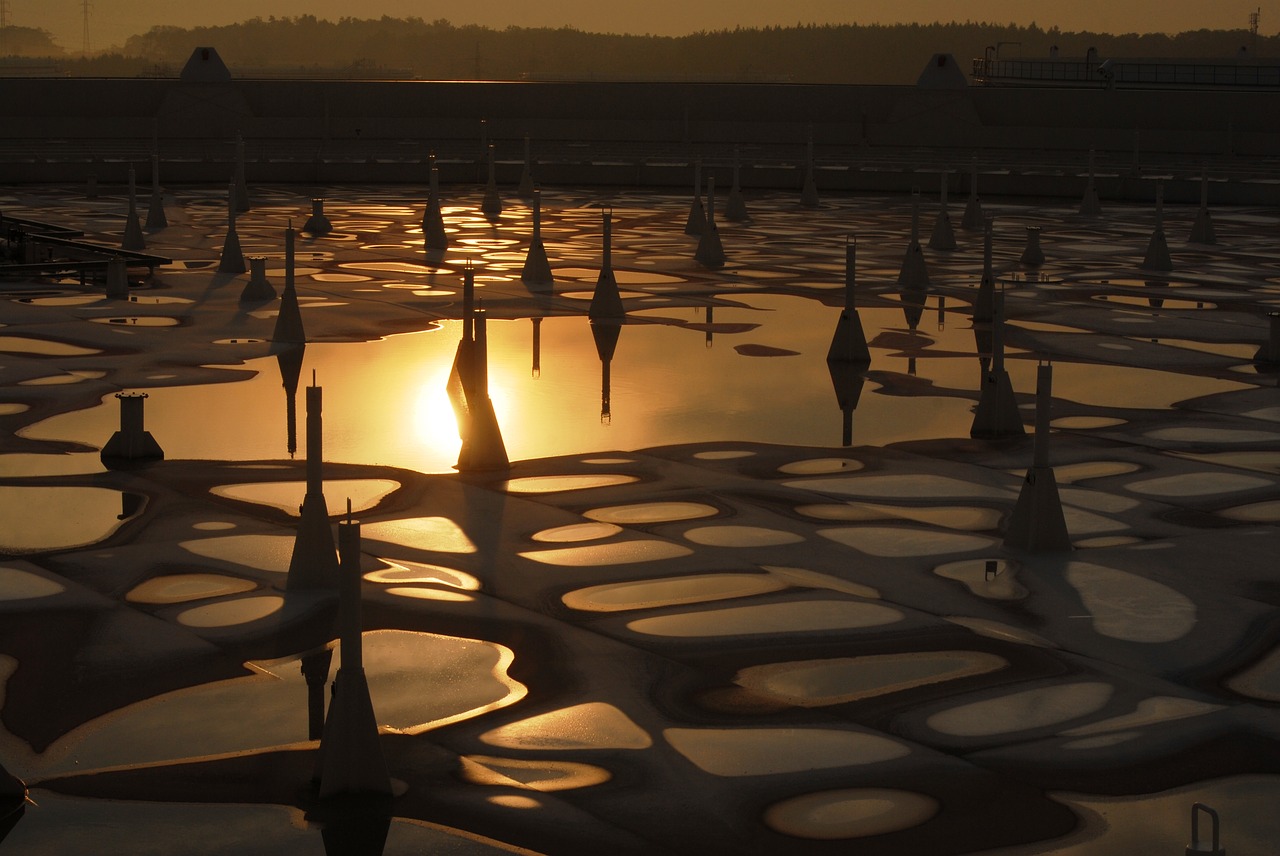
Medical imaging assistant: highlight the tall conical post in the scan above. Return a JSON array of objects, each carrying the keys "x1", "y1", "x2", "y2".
[
  {"x1": 481, "y1": 144, "x2": 502, "y2": 217},
  {"x1": 218, "y1": 179, "x2": 246, "y2": 274},
  {"x1": 272, "y1": 222, "x2": 306, "y2": 345},
  {"x1": 1142, "y1": 182, "x2": 1173, "y2": 271},
  {"x1": 827, "y1": 238, "x2": 870, "y2": 364},
  {"x1": 1020, "y1": 225, "x2": 1045, "y2": 267},
  {"x1": 970, "y1": 291, "x2": 1024, "y2": 438},
  {"x1": 423, "y1": 156, "x2": 448, "y2": 250},
  {"x1": 286, "y1": 380, "x2": 339, "y2": 591},
  {"x1": 1079, "y1": 147, "x2": 1102, "y2": 217},
  {"x1": 316, "y1": 505, "x2": 392, "y2": 798},
  {"x1": 121, "y1": 166, "x2": 146, "y2": 251},
  {"x1": 961, "y1": 156, "x2": 984, "y2": 230},
  {"x1": 100, "y1": 392, "x2": 164, "y2": 465},
  {"x1": 694, "y1": 176, "x2": 726, "y2": 269},
  {"x1": 1003, "y1": 361, "x2": 1071, "y2": 552},
  {"x1": 1190, "y1": 172, "x2": 1216, "y2": 245},
  {"x1": 589, "y1": 208, "x2": 625, "y2": 320},
  {"x1": 726, "y1": 145, "x2": 749, "y2": 222},
  {"x1": 145, "y1": 153, "x2": 167, "y2": 230},
  {"x1": 897, "y1": 189, "x2": 930, "y2": 291},
  {"x1": 685, "y1": 159, "x2": 706, "y2": 235},
  {"x1": 521, "y1": 187, "x2": 553, "y2": 289},
  {"x1": 456, "y1": 307, "x2": 510, "y2": 472},
  {"x1": 973, "y1": 217, "x2": 996, "y2": 322},
  {"x1": 928, "y1": 171, "x2": 956, "y2": 250}
]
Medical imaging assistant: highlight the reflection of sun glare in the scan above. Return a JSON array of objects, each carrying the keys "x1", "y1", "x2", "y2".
[{"x1": 414, "y1": 370, "x2": 463, "y2": 455}]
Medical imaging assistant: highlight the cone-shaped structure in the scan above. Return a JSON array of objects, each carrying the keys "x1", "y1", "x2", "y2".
[
  {"x1": 122, "y1": 166, "x2": 146, "y2": 251},
  {"x1": 521, "y1": 188, "x2": 554, "y2": 290},
  {"x1": 1, "y1": 760, "x2": 27, "y2": 844},
  {"x1": 800, "y1": 137, "x2": 819, "y2": 207},
  {"x1": 1079, "y1": 148, "x2": 1102, "y2": 217},
  {"x1": 218, "y1": 180, "x2": 247, "y2": 274},
  {"x1": 592, "y1": 319, "x2": 622, "y2": 424},
  {"x1": 233, "y1": 134, "x2": 250, "y2": 213},
  {"x1": 827, "y1": 239, "x2": 871, "y2": 364},
  {"x1": 1004, "y1": 362, "x2": 1071, "y2": 552},
  {"x1": 1190, "y1": 173, "x2": 1216, "y2": 245},
  {"x1": 145, "y1": 154, "x2": 168, "y2": 230},
  {"x1": 970, "y1": 292, "x2": 1024, "y2": 438},
  {"x1": 481, "y1": 144, "x2": 502, "y2": 217},
  {"x1": 1020, "y1": 225, "x2": 1045, "y2": 267},
  {"x1": 304, "y1": 198, "x2": 333, "y2": 236},
  {"x1": 240, "y1": 256, "x2": 277, "y2": 302},
  {"x1": 288, "y1": 382, "x2": 340, "y2": 591},
  {"x1": 900, "y1": 287, "x2": 926, "y2": 332},
  {"x1": 456, "y1": 309, "x2": 510, "y2": 471},
  {"x1": 928, "y1": 172, "x2": 956, "y2": 250},
  {"x1": 694, "y1": 177, "x2": 726, "y2": 269},
  {"x1": 828, "y1": 359, "x2": 868, "y2": 447},
  {"x1": 684, "y1": 160, "x2": 706, "y2": 236},
  {"x1": 973, "y1": 218, "x2": 997, "y2": 323},
  {"x1": 589, "y1": 209, "x2": 626, "y2": 320},
  {"x1": 277, "y1": 345, "x2": 305, "y2": 458},
  {"x1": 105, "y1": 256, "x2": 130, "y2": 300},
  {"x1": 517, "y1": 136, "x2": 536, "y2": 198},
  {"x1": 725, "y1": 147, "x2": 749, "y2": 222},
  {"x1": 961, "y1": 158, "x2": 984, "y2": 231},
  {"x1": 316, "y1": 510, "x2": 392, "y2": 798},
  {"x1": 897, "y1": 190, "x2": 931, "y2": 290},
  {"x1": 423, "y1": 160, "x2": 448, "y2": 250},
  {"x1": 1142, "y1": 183, "x2": 1174, "y2": 271},
  {"x1": 101, "y1": 392, "x2": 164, "y2": 465},
  {"x1": 1256, "y1": 311, "x2": 1280, "y2": 364},
  {"x1": 273, "y1": 224, "x2": 307, "y2": 346}
]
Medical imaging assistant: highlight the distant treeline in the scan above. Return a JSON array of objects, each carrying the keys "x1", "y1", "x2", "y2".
[{"x1": 4, "y1": 16, "x2": 1276, "y2": 83}]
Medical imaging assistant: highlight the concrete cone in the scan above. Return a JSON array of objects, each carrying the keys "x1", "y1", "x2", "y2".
[
  {"x1": 145, "y1": 154, "x2": 167, "y2": 230},
  {"x1": 287, "y1": 383, "x2": 340, "y2": 591},
  {"x1": 122, "y1": 167, "x2": 146, "y2": 251},
  {"x1": 423, "y1": 160, "x2": 448, "y2": 250},
  {"x1": 521, "y1": 188, "x2": 554, "y2": 290},
  {"x1": 971, "y1": 292, "x2": 1024, "y2": 439},
  {"x1": 726, "y1": 147, "x2": 749, "y2": 222},
  {"x1": 481, "y1": 144, "x2": 502, "y2": 217},
  {"x1": 273, "y1": 224, "x2": 307, "y2": 346},
  {"x1": 684, "y1": 160, "x2": 706, "y2": 236},
  {"x1": 100, "y1": 392, "x2": 164, "y2": 464},
  {"x1": 1004, "y1": 362, "x2": 1071, "y2": 552},
  {"x1": 961, "y1": 158, "x2": 984, "y2": 231},
  {"x1": 589, "y1": 209, "x2": 626, "y2": 321},
  {"x1": 973, "y1": 218, "x2": 996, "y2": 323},
  {"x1": 694, "y1": 177, "x2": 726, "y2": 269},
  {"x1": 304, "y1": 198, "x2": 333, "y2": 236},
  {"x1": 928, "y1": 173, "x2": 956, "y2": 250},
  {"x1": 517, "y1": 136, "x2": 535, "y2": 198},
  {"x1": 1190, "y1": 173, "x2": 1216, "y2": 245},
  {"x1": 1142, "y1": 183, "x2": 1173, "y2": 271},
  {"x1": 1020, "y1": 226, "x2": 1045, "y2": 267},
  {"x1": 241, "y1": 256, "x2": 277, "y2": 302},
  {"x1": 897, "y1": 190, "x2": 930, "y2": 291},
  {"x1": 827, "y1": 240, "x2": 871, "y2": 364},
  {"x1": 218, "y1": 180, "x2": 246, "y2": 275},
  {"x1": 1079, "y1": 148, "x2": 1102, "y2": 217},
  {"x1": 316, "y1": 512, "x2": 391, "y2": 798},
  {"x1": 456, "y1": 309, "x2": 510, "y2": 472}
]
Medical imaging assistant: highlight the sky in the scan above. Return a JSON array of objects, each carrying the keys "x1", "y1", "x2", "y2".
[{"x1": 8, "y1": 1, "x2": 1267, "y2": 54}]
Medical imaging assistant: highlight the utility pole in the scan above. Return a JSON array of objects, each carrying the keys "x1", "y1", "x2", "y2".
[
  {"x1": 0, "y1": 0, "x2": 10, "y2": 58},
  {"x1": 1250, "y1": 8, "x2": 1261, "y2": 56},
  {"x1": 81, "y1": 0, "x2": 92, "y2": 58}
]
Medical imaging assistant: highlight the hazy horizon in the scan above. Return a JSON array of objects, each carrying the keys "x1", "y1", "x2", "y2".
[{"x1": 7, "y1": 1, "x2": 1269, "y2": 54}]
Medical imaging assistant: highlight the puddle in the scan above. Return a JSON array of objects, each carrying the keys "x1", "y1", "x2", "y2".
[
  {"x1": 665, "y1": 727, "x2": 910, "y2": 776},
  {"x1": 210, "y1": 479, "x2": 400, "y2": 515},
  {"x1": 785, "y1": 474, "x2": 1012, "y2": 501},
  {"x1": 479, "y1": 702, "x2": 651, "y2": 750},
  {"x1": 694, "y1": 450, "x2": 755, "y2": 460},
  {"x1": 176, "y1": 595, "x2": 285, "y2": 627},
  {"x1": 584, "y1": 501, "x2": 718, "y2": 524},
  {"x1": 734, "y1": 651, "x2": 1008, "y2": 706},
  {"x1": 384, "y1": 587, "x2": 474, "y2": 602},
  {"x1": 179, "y1": 534, "x2": 296, "y2": 573},
  {"x1": 0, "y1": 486, "x2": 142, "y2": 553},
  {"x1": 1065, "y1": 561, "x2": 1196, "y2": 643},
  {"x1": 461, "y1": 756, "x2": 611, "y2": 791},
  {"x1": 626, "y1": 599, "x2": 903, "y2": 638},
  {"x1": 1052, "y1": 415, "x2": 1126, "y2": 429},
  {"x1": 361, "y1": 516, "x2": 477, "y2": 553},
  {"x1": 765, "y1": 788, "x2": 939, "y2": 839},
  {"x1": 925, "y1": 681, "x2": 1114, "y2": 737},
  {"x1": 530, "y1": 521, "x2": 622, "y2": 543},
  {"x1": 1126, "y1": 472, "x2": 1273, "y2": 497},
  {"x1": 503, "y1": 474, "x2": 640, "y2": 493},
  {"x1": 519, "y1": 539, "x2": 692, "y2": 566},
  {"x1": 88, "y1": 316, "x2": 181, "y2": 327},
  {"x1": 1220, "y1": 500, "x2": 1280, "y2": 522},
  {"x1": 364, "y1": 559, "x2": 480, "y2": 590},
  {"x1": 0, "y1": 566, "x2": 67, "y2": 601},
  {"x1": 1053, "y1": 461, "x2": 1141, "y2": 483},
  {"x1": 933, "y1": 559, "x2": 1026, "y2": 599},
  {"x1": 562, "y1": 572, "x2": 787, "y2": 612},
  {"x1": 0, "y1": 402, "x2": 29, "y2": 415},
  {"x1": 945, "y1": 616, "x2": 1056, "y2": 648},
  {"x1": 777, "y1": 458, "x2": 864, "y2": 475},
  {"x1": 818, "y1": 526, "x2": 996, "y2": 557},
  {"x1": 126, "y1": 573, "x2": 257, "y2": 604},
  {"x1": 1145, "y1": 427, "x2": 1279, "y2": 444},
  {"x1": 800, "y1": 502, "x2": 1002, "y2": 531},
  {"x1": 683, "y1": 525, "x2": 805, "y2": 547},
  {"x1": 1060, "y1": 696, "x2": 1224, "y2": 736}
]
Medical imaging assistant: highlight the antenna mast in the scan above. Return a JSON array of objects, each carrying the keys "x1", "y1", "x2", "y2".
[
  {"x1": 1250, "y1": 8, "x2": 1261, "y2": 56},
  {"x1": 81, "y1": 0, "x2": 92, "y2": 57}
]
